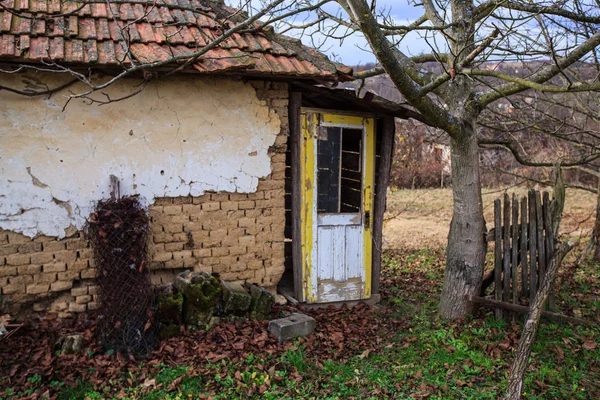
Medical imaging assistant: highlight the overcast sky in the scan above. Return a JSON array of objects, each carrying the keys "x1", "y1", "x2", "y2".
[{"x1": 226, "y1": 0, "x2": 435, "y2": 67}]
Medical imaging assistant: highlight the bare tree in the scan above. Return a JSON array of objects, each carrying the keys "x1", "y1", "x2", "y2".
[{"x1": 273, "y1": 0, "x2": 600, "y2": 318}]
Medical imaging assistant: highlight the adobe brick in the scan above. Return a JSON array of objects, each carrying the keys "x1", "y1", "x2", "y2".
[
  {"x1": 172, "y1": 197, "x2": 193, "y2": 205},
  {"x1": 69, "y1": 303, "x2": 87, "y2": 313},
  {"x1": 26, "y1": 283, "x2": 49, "y2": 294},
  {"x1": 220, "y1": 201, "x2": 239, "y2": 211},
  {"x1": 66, "y1": 239, "x2": 89, "y2": 251},
  {"x1": 164, "y1": 224, "x2": 184, "y2": 234},
  {"x1": 193, "y1": 264, "x2": 212, "y2": 274},
  {"x1": 51, "y1": 280, "x2": 73, "y2": 292},
  {"x1": 0, "y1": 234, "x2": 7, "y2": 246},
  {"x1": 165, "y1": 259, "x2": 184, "y2": 269},
  {"x1": 71, "y1": 286, "x2": 88, "y2": 296},
  {"x1": 42, "y1": 241, "x2": 66, "y2": 252},
  {"x1": 153, "y1": 233, "x2": 172, "y2": 243},
  {"x1": 87, "y1": 302, "x2": 99, "y2": 311},
  {"x1": 0, "y1": 244, "x2": 18, "y2": 257},
  {"x1": 6, "y1": 253, "x2": 30, "y2": 266},
  {"x1": 238, "y1": 217, "x2": 255, "y2": 228},
  {"x1": 30, "y1": 252, "x2": 54, "y2": 264},
  {"x1": 1, "y1": 283, "x2": 21, "y2": 294},
  {"x1": 210, "y1": 193, "x2": 229, "y2": 202},
  {"x1": 53, "y1": 250, "x2": 77, "y2": 264},
  {"x1": 238, "y1": 236, "x2": 256, "y2": 247},
  {"x1": 57, "y1": 271, "x2": 78, "y2": 281},
  {"x1": 18, "y1": 242, "x2": 42, "y2": 254},
  {"x1": 229, "y1": 246, "x2": 247, "y2": 256},
  {"x1": 76, "y1": 295, "x2": 92, "y2": 304},
  {"x1": 202, "y1": 257, "x2": 221, "y2": 266},
  {"x1": 167, "y1": 214, "x2": 191, "y2": 224},
  {"x1": 44, "y1": 262, "x2": 67, "y2": 273},
  {"x1": 172, "y1": 233, "x2": 188, "y2": 242},
  {"x1": 192, "y1": 249, "x2": 211, "y2": 258},
  {"x1": 153, "y1": 251, "x2": 173, "y2": 262},
  {"x1": 202, "y1": 202, "x2": 220, "y2": 211},
  {"x1": 183, "y1": 257, "x2": 195, "y2": 268},
  {"x1": 246, "y1": 191, "x2": 265, "y2": 201},
  {"x1": 149, "y1": 261, "x2": 165, "y2": 270},
  {"x1": 69, "y1": 260, "x2": 89, "y2": 272},
  {"x1": 163, "y1": 205, "x2": 183, "y2": 215},
  {"x1": 212, "y1": 247, "x2": 229, "y2": 257},
  {"x1": 17, "y1": 264, "x2": 41, "y2": 275},
  {"x1": 221, "y1": 270, "x2": 254, "y2": 281},
  {"x1": 192, "y1": 197, "x2": 209, "y2": 205},
  {"x1": 51, "y1": 301, "x2": 69, "y2": 311},
  {"x1": 80, "y1": 269, "x2": 98, "y2": 279},
  {"x1": 35, "y1": 272, "x2": 57, "y2": 284},
  {"x1": 220, "y1": 236, "x2": 239, "y2": 247},
  {"x1": 164, "y1": 242, "x2": 184, "y2": 252},
  {"x1": 154, "y1": 198, "x2": 172, "y2": 206},
  {"x1": 6, "y1": 232, "x2": 30, "y2": 245},
  {"x1": 173, "y1": 250, "x2": 193, "y2": 260},
  {"x1": 238, "y1": 200, "x2": 256, "y2": 210},
  {"x1": 87, "y1": 285, "x2": 99, "y2": 295},
  {"x1": 78, "y1": 248, "x2": 93, "y2": 259}
]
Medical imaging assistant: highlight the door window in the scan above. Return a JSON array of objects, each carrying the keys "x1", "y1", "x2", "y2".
[{"x1": 316, "y1": 127, "x2": 363, "y2": 213}]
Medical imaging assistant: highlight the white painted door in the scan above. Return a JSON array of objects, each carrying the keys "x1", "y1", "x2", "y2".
[{"x1": 300, "y1": 112, "x2": 375, "y2": 303}]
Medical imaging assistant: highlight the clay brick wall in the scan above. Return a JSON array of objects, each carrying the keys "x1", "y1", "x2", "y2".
[{"x1": 0, "y1": 80, "x2": 288, "y2": 316}]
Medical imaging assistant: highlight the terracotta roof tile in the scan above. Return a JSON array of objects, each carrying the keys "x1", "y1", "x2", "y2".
[
  {"x1": 47, "y1": 0, "x2": 60, "y2": 14},
  {"x1": 0, "y1": 0, "x2": 351, "y2": 81},
  {"x1": 49, "y1": 36, "x2": 63, "y2": 59},
  {"x1": 0, "y1": 35, "x2": 15, "y2": 56}
]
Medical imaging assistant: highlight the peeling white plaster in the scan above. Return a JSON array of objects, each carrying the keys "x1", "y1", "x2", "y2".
[{"x1": 0, "y1": 74, "x2": 281, "y2": 238}]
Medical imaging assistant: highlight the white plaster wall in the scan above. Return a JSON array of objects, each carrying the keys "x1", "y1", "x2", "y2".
[{"x1": 0, "y1": 73, "x2": 281, "y2": 238}]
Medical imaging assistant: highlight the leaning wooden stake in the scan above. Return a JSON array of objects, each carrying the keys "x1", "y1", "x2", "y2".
[{"x1": 504, "y1": 239, "x2": 577, "y2": 400}]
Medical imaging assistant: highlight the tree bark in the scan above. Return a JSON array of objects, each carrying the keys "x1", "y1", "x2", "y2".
[
  {"x1": 504, "y1": 240, "x2": 577, "y2": 400},
  {"x1": 593, "y1": 179, "x2": 600, "y2": 261},
  {"x1": 440, "y1": 122, "x2": 486, "y2": 319}
]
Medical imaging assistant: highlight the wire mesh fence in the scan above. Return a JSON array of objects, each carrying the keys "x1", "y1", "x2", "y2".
[{"x1": 87, "y1": 195, "x2": 158, "y2": 357}]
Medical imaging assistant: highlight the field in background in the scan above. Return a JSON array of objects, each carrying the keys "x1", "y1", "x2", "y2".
[{"x1": 384, "y1": 187, "x2": 597, "y2": 250}]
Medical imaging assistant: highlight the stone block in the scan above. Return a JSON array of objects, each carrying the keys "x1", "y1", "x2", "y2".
[
  {"x1": 248, "y1": 284, "x2": 274, "y2": 320},
  {"x1": 174, "y1": 270, "x2": 221, "y2": 329},
  {"x1": 158, "y1": 287, "x2": 183, "y2": 326},
  {"x1": 268, "y1": 313, "x2": 316, "y2": 344},
  {"x1": 221, "y1": 281, "x2": 251, "y2": 314}
]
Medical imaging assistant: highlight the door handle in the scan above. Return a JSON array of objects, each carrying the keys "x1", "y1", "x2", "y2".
[{"x1": 364, "y1": 211, "x2": 370, "y2": 229}]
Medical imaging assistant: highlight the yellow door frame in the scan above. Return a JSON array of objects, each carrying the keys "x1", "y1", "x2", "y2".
[{"x1": 299, "y1": 110, "x2": 375, "y2": 303}]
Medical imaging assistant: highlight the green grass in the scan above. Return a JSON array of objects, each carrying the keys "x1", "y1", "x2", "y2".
[{"x1": 4, "y1": 248, "x2": 600, "y2": 399}]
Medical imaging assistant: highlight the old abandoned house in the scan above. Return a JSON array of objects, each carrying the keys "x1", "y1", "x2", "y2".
[{"x1": 0, "y1": 0, "x2": 410, "y2": 316}]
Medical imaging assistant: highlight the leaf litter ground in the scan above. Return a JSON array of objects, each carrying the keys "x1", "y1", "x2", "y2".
[{"x1": 1, "y1": 248, "x2": 599, "y2": 399}]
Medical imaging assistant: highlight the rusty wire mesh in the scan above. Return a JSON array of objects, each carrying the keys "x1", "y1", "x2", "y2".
[{"x1": 87, "y1": 196, "x2": 158, "y2": 357}]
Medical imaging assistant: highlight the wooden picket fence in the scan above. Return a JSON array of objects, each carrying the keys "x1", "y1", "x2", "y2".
[{"x1": 488, "y1": 190, "x2": 556, "y2": 320}]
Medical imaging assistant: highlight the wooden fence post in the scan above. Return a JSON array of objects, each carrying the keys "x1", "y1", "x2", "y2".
[{"x1": 494, "y1": 198, "x2": 503, "y2": 320}]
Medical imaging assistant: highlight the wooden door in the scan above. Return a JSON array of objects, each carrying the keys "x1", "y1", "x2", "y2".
[{"x1": 300, "y1": 111, "x2": 375, "y2": 303}]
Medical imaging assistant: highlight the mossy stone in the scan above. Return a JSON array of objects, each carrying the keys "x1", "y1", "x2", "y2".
[
  {"x1": 157, "y1": 291, "x2": 183, "y2": 326},
  {"x1": 159, "y1": 323, "x2": 180, "y2": 340},
  {"x1": 175, "y1": 271, "x2": 222, "y2": 330},
  {"x1": 248, "y1": 284, "x2": 274, "y2": 320},
  {"x1": 221, "y1": 281, "x2": 251, "y2": 315}
]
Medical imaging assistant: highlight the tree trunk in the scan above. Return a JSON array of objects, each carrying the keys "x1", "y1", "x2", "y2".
[
  {"x1": 593, "y1": 179, "x2": 600, "y2": 261},
  {"x1": 504, "y1": 240, "x2": 576, "y2": 400},
  {"x1": 440, "y1": 123, "x2": 486, "y2": 319}
]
